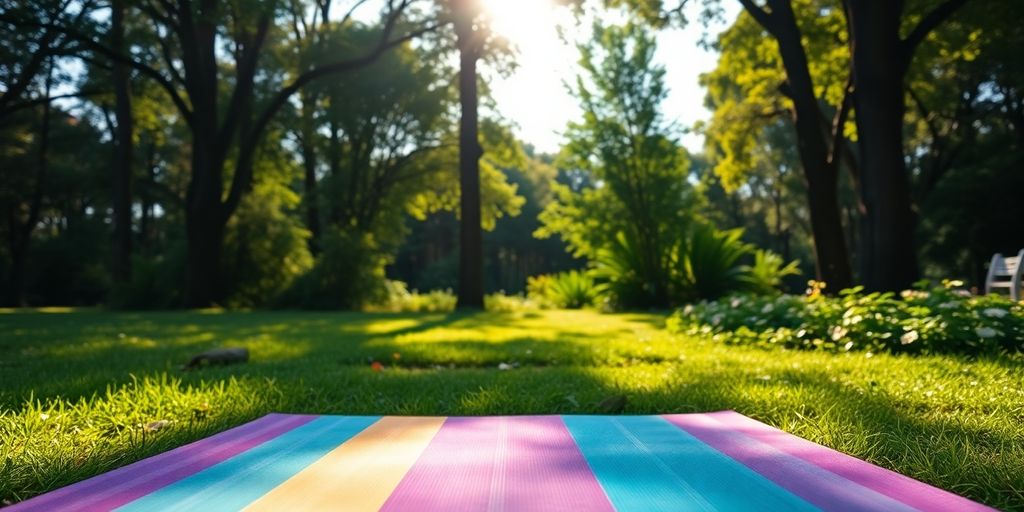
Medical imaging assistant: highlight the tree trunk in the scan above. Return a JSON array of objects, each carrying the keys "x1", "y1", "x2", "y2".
[
  {"x1": 139, "y1": 140, "x2": 156, "y2": 251},
  {"x1": 455, "y1": 8, "x2": 484, "y2": 310},
  {"x1": 4, "y1": 61, "x2": 52, "y2": 307},
  {"x1": 299, "y1": 94, "x2": 321, "y2": 254},
  {"x1": 764, "y1": 0, "x2": 853, "y2": 290},
  {"x1": 111, "y1": 0, "x2": 133, "y2": 284},
  {"x1": 846, "y1": 1, "x2": 919, "y2": 292},
  {"x1": 184, "y1": 207, "x2": 226, "y2": 308},
  {"x1": 182, "y1": 121, "x2": 227, "y2": 307}
]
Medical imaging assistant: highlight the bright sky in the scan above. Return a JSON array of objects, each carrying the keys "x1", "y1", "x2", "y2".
[{"x1": 482, "y1": 0, "x2": 740, "y2": 155}]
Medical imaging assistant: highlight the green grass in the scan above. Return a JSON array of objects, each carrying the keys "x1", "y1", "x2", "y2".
[{"x1": 1, "y1": 309, "x2": 1022, "y2": 509}]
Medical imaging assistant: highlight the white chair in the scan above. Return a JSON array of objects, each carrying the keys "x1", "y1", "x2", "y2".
[{"x1": 985, "y1": 249, "x2": 1024, "y2": 301}]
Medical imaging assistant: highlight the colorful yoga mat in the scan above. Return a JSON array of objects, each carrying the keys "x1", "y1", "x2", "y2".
[{"x1": 9, "y1": 411, "x2": 992, "y2": 511}]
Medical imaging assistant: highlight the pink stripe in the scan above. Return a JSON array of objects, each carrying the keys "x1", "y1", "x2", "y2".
[
  {"x1": 698, "y1": 411, "x2": 995, "y2": 512},
  {"x1": 8, "y1": 413, "x2": 317, "y2": 512},
  {"x1": 381, "y1": 416, "x2": 614, "y2": 512}
]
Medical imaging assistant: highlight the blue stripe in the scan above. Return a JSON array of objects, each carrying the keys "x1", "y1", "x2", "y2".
[
  {"x1": 115, "y1": 416, "x2": 380, "y2": 512},
  {"x1": 562, "y1": 415, "x2": 820, "y2": 512}
]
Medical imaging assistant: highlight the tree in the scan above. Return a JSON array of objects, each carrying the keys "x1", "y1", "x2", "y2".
[
  {"x1": 841, "y1": 0, "x2": 968, "y2": 292},
  {"x1": 5, "y1": 0, "x2": 437, "y2": 306},
  {"x1": 0, "y1": 61, "x2": 53, "y2": 306},
  {"x1": 709, "y1": 0, "x2": 854, "y2": 290},
  {"x1": 538, "y1": 22, "x2": 697, "y2": 307},
  {"x1": 110, "y1": 0, "x2": 133, "y2": 284},
  {"x1": 450, "y1": 0, "x2": 486, "y2": 309}
]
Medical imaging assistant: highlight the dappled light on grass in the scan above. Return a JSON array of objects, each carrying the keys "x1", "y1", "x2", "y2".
[{"x1": 0, "y1": 310, "x2": 1022, "y2": 508}]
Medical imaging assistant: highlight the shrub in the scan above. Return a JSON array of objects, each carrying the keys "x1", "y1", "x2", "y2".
[
  {"x1": 742, "y1": 249, "x2": 801, "y2": 295},
  {"x1": 667, "y1": 280, "x2": 1024, "y2": 355},
  {"x1": 526, "y1": 274, "x2": 555, "y2": 308},
  {"x1": 372, "y1": 281, "x2": 456, "y2": 313},
  {"x1": 591, "y1": 231, "x2": 672, "y2": 309},
  {"x1": 276, "y1": 230, "x2": 388, "y2": 309},
  {"x1": 590, "y1": 224, "x2": 797, "y2": 309},
  {"x1": 485, "y1": 292, "x2": 541, "y2": 312},
  {"x1": 675, "y1": 224, "x2": 751, "y2": 301},
  {"x1": 547, "y1": 270, "x2": 606, "y2": 309}
]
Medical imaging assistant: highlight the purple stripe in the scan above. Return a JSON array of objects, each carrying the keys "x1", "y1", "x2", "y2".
[
  {"x1": 664, "y1": 413, "x2": 916, "y2": 511},
  {"x1": 698, "y1": 411, "x2": 995, "y2": 512},
  {"x1": 8, "y1": 413, "x2": 316, "y2": 512},
  {"x1": 381, "y1": 416, "x2": 614, "y2": 512}
]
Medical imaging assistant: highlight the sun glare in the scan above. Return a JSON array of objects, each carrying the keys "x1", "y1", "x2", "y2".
[
  {"x1": 477, "y1": 0, "x2": 582, "y2": 153},
  {"x1": 481, "y1": 0, "x2": 567, "y2": 49}
]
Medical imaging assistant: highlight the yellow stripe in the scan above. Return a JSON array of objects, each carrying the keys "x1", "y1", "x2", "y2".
[{"x1": 243, "y1": 416, "x2": 445, "y2": 512}]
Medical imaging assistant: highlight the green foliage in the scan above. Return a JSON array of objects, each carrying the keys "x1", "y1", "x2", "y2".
[
  {"x1": 528, "y1": 270, "x2": 605, "y2": 309},
  {"x1": 676, "y1": 224, "x2": 751, "y2": 301},
  {"x1": 224, "y1": 180, "x2": 313, "y2": 308},
  {"x1": 742, "y1": 249, "x2": 802, "y2": 295},
  {"x1": 591, "y1": 231, "x2": 668, "y2": 309},
  {"x1": 276, "y1": 230, "x2": 388, "y2": 310},
  {"x1": 110, "y1": 251, "x2": 186, "y2": 309},
  {"x1": 539, "y1": 21, "x2": 698, "y2": 308},
  {"x1": 374, "y1": 281, "x2": 457, "y2": 313},
  {"x1": 701, "y1": 1, "x2": 850, "y2": 191},
  {"x1": 668, "y1": 280, "x2": 1024, "y2": 355},
  {"x1": 483, "y1": 292, "x2": 541, "y2": 312}
]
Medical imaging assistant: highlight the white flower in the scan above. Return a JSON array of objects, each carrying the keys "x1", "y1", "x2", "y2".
[
  {"x1": 900, "y1": 330, "x2": 919, "y2": 345},
  {"x1": 975, "y1": 327, "x2": 997, "y2": 339},
  {"x1": 830, "y1": 326, "x2": 848, "y2": 341},
  {"x1": 731, "y1": 297, "x2": 743, "y2": 308},
  {"x1": 983, "y1": 308, "x2": 1008, "y2": 318},
  {"x1": 761, "y1": 303, "x2": 774, "y2": 314},
  {"x1": 938, "y1": 301, "x2": 959, "y2": 309},
  {"x1": 711, "y1": 314, "x2": 724, "y2": 326}
]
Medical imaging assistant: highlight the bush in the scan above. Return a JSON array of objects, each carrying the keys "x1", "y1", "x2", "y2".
[
  {"x1": 667, "y1": 280, "x2": 1024, "y2": 355},
  {"x1": 742, "y1": 249, "x2": 801, "y2": 295},
  {"x1": 371, "y1": 281, "x2": 456, "y2": 313},
  {"x1": 527, "y1": 270, "x2": 604, "y2": 309},
  {"x1": 110, "y1": 251, "x2": 185, "y2": 309},
  {"x1": 590, "y1": 223, "x2": 798, "y2": 309},
  {"x1": 276, "y1": 230, "x2": 389, "y2": 309},
  {"x1": 675, "y1": 224, "x2": 750, "y2": 301},
  {"x1": 485, "y1": 292, "x2": 541, "y2": 312}
]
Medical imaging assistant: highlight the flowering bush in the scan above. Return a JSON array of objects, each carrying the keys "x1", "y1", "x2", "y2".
[{"x1": 666, "y1": 280, "x2": 1024, "y2": 355}]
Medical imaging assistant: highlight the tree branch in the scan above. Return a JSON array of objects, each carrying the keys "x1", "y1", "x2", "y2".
[
  {"x1": 0, "y1": 13, "x2": 196, "y2": 124},
  {"x1": 218, "y1": 12, "x2": 271, "y2": 147},
  {"x1": 738, "y1": 0, "x2": 776, "y2": 34},
  {"x1": 0, "y1": 90, "x2": 107, "y2": 118},
  {"x1": 901, "y1": 0, "x2": 969, "y2": 69},
  {"x1": 224, "y1": 19, "x2": 442, "y2": 219}
]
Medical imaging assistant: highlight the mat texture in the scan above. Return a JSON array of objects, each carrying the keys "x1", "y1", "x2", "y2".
[{"x1": 9, "y1": 411, "x2": 992, "y2": 511}]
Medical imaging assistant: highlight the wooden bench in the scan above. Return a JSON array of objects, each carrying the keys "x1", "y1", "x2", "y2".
[{"x1": 985, "y1": 249, "x2": 1024, "y2": 301}]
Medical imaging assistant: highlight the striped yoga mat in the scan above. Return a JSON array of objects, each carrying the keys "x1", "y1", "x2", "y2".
[{"x1": 10, "y1": 411, "x2": 991, "y2": 511}]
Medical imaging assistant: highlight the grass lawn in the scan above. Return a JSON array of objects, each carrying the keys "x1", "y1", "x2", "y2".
[{"x1": 1, "y1": 309, "x2": 1022, "y2": 509}]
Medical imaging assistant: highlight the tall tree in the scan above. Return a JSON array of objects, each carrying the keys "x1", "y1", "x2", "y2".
[
  {"x1": 717, "y1": 0, "x2": 853, "y2": 290},
  {"x1": 452, "y1": 0, "x2": 485, "y2": 309},
  {"x1": 110, "y1": 0, "x2": 133, "y2": 284},
  {"x1": 1, "y1": 60, "x2": 53, "y2": 306},
  {"x1": 6, "y1": 0, "x2": 436, "y2": 306},
  {"x1": 538, "y1": 22, "x2": 697, "y2": 307},
  {"x1": 841, "y1": 0, "x2": 968, "y2": 292}
]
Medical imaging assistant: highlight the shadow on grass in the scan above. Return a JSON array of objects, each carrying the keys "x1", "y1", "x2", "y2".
[{"x1": 1, "y1": 310, "x2": 1021, "y2": 509}]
